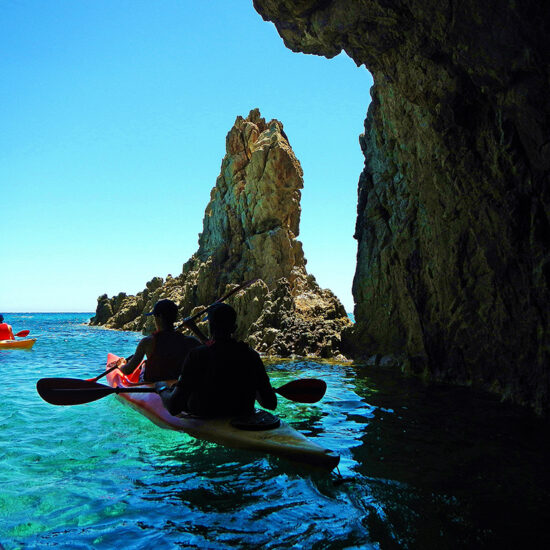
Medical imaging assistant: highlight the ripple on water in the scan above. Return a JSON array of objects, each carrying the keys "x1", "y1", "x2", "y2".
[{"x1": 2, "y1": 314, "x2": 550, "y2": 549}]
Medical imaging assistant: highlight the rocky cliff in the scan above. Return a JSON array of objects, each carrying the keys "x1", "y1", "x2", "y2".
[
  {"x1": 253, "y1": 1, "x2": 550, "y2": 412},
  {"x1": 91, "y1": 109, "x2": 350, "y2": 359}
]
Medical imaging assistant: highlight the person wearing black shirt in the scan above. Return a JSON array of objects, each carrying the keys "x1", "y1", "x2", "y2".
[{"x1": 156, "y1": 303, "x2": 276, "y2": 417}]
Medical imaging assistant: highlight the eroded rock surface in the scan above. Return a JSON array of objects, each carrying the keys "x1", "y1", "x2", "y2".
[
  {"x1": 91, "y1": 109, "x2": 350, "y2": 358},
  {"x1": 253, "y1": 0, "x2": 550, "y2": 412}
]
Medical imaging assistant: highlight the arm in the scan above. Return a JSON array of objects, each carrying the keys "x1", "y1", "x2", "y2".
[
  {"x1": 157, "y1": 383, "x2": 188, "y2": 416},
  {"x1": 155, "y1": 352, "x2": 195, "y2": 416},
  {"x1": 8, "y1": 325, "x2": 14, "y2": 340},
  {"x1": 179, "y1": 319, "x2": 209, "y2": 344},
  {"x1": 119, "y1": 338, "x2": 149, "y2": 375}
]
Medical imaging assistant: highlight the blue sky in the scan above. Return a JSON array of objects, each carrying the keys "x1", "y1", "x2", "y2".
[{"x1": 1, "y1": 0, "x2": 372, "y2": 313}]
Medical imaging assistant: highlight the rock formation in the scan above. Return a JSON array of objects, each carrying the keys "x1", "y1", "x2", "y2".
[
  {"x1": 91, "y1": 109, "x2": 351, "y2": 359},
  {"x1": 253, "y1": 1, "x2": 550, "y2": 413}
]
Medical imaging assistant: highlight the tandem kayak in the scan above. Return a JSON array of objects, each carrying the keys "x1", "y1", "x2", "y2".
[
  {"x1": 105, "y1": 353, "x2": 340, "y2": 470},
  {"x1": 0, "y1": 338, "x2": 36, "y2": 350}
]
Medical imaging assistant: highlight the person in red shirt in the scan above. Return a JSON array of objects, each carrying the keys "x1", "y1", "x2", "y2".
[
  {"x1": 0, "y1": 315, "x2": 15, "y2": 340},
  {"x1": 115, "y1": 299, "x2": 200, "y2": 382}
]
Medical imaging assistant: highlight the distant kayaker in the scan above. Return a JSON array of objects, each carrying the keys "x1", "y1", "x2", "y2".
[
  {"x1": 156, "y1": 303, "x2": 277, "y2": 417},
  {"x1": 115, "y1": 299, "x2": 200, "y2": 382},
  {"x1": 0, "y1": 315, "x2": 15, "y2": 340}
]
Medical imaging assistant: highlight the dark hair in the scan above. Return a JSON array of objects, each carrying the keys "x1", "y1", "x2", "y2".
[
  {"x1": 207, "y1": 303, "x2": 237, "y2": 333},
  {"x1": 149, "y1": 299, "x2": 179, "y2": 324},
  {"x1": 0, "y1": 314, "x2": 3, "y2": 323}
]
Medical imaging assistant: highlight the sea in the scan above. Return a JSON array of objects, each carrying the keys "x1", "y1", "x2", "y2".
[{"x1": 1, "y1": 313, "x2": 549, "y2": 549}]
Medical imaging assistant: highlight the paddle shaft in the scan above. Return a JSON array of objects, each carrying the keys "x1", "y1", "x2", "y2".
[
  {"x1": 91, "y1": 363, "x2": 120, "y2": 382},
  {"x1": 177, "y1": 278, "x2": 258, "y2": 328},
  {"x1": 37, "y1": 377, "x2": 325, "y2": 406}
]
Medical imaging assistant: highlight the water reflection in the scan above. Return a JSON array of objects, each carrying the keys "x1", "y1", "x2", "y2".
[
  {"x1": 4, "y1": 314, "x2": 550, "y2": 549},
  {"x1": 107, "y1": 358, "x2": 550, "y2": 548}
]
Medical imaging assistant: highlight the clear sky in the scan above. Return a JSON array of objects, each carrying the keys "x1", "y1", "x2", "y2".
[{"x1": 1, "y1": 0, "x2": 372, "y2": 313}]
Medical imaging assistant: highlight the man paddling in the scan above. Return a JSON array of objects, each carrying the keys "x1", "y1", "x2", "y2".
[
  {"x1": 156, "y1": 303, "x2": 277, "y2": 417},
  {"x1": 116, "y1": 299, "x2": 200, "y2": 382},
  {"x1": 0, "y1": 315, "x2": 15, "y2": 340}
]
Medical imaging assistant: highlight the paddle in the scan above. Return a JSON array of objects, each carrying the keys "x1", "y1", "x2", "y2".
[
  {"x1": 177, "y1": 278, "x2": 259, "y2": 329},
  {"x1": 276, "y1": 378, "x2": 327, "y2": 403},
  {"x1": 36, "y1": 377, "x2": 157, "y2": 406},
  {"x1": 15, "y1": 330, "x2": 30, "y2": 338},
  {"x1": 88, "y1": 359, "x2": 122, "y2": 383},
  {"x1": 36, "y1": 377, "x2": 326, "y2": 406}
]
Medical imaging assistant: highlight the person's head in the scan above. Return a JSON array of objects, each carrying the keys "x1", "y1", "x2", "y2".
[
  {"x1": 0, "y1": 314, "x2": 3, "y2": 323},
  {"x1": 207, "y1": 303, "x2": 237, "y2": 338},
  {"x1": 146, "y1": 299, "x2": 179, "y2": 329}
]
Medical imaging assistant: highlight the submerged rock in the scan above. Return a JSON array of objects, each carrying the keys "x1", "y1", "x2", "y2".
[
  {"x1": 253, "y1": 1, "x2": 550, "y2": 413},
  {"x1": 91, "y1": 109, "x2": 351, "y2": 358}
]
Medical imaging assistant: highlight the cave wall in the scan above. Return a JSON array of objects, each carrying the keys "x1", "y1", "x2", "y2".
[{"x1": 253, "y1": 0, "x2": 550, "y2": 412}]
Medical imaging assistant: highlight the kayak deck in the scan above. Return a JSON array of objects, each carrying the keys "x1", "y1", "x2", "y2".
[
  {"x1": 0, "y1": 338, "x2": 36, "y2": 350},
  {"x1": 105, "y1": 353, "x2": 339, "y2": 470}
]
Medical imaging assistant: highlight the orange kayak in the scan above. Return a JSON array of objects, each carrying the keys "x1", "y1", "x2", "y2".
[
  {"x1": 0, "y1": 338, "x2": 36, "y2": 350},
  {"x1": 105, "y1": 353, "x2": 340, "y2": 470}
]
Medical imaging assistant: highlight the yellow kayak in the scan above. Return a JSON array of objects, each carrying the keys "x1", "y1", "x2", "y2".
[
  {"x1": 106, "y1": 353, "x2": 340, "y2": 470},
  {"x1": 0, "y1": 338, "x2": 36, "y2": 350}
]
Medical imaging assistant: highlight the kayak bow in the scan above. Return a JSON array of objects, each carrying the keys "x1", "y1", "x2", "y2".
[{"x1": 0, "y1": 338, "x2": 36, "y2": 350}]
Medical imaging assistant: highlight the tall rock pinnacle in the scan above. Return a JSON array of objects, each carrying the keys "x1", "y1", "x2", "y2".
[
  {"x1": 91, "y1": 109, "x2": 351, "y2": 358},
  {"x1": 196, "y1": 108, "x2": 306, "y2": 286}
]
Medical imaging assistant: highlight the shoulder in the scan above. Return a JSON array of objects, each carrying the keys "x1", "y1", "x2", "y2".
[
  {"x1": 188, "y1": 343, "x2": 210, "y2": 358},
  {"x1": 235, "y1": 341, "x2": 262, "y2": 361},
  {"x1": 138, "y1": 335, "x2": 154, "y2": 350},
  {"x1": 237, "y1": 340, "x2": 255, "y2": 352}
]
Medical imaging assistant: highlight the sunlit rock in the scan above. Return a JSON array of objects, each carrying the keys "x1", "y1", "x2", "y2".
[{"x1": 91, "y1": 108, "x2": 351, "y2": 358}]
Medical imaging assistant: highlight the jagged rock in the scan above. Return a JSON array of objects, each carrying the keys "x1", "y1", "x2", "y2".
[
  {"x1": 253, "y1": 1, "x2": 550, "y2": 412},
  {"x1": 90, "y1": 294, "x2": 113, "y2": 325},
  {"x1": 91, "y1": 109, "x2": 351, "y2": 358}
]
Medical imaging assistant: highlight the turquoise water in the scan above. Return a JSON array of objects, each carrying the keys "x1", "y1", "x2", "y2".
[{"x1": 1, "y1": 313, "x2": 549, "y2": 549}]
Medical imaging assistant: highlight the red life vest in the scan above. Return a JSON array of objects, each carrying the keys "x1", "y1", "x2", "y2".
[{"x1": 0, "y1": 323, "x2": 14, "y2": 340}]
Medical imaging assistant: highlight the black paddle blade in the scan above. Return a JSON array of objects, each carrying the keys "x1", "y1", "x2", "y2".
[
  {"x1": 275, "y1": 379, "x2": 327, "y2": 403},
  {"x1": 36, "y1": 377, "x2": 116, "y2": 406}
]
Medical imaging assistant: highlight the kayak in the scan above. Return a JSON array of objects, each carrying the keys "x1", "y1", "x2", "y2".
[
  {"x1": 105, "y1": 353, "x2": 340, "y2": 470},
  {"x1": 0, "y1": 338, "x2": 36, "y2": 350}
]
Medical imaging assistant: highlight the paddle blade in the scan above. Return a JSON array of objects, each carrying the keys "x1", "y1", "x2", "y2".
[
  {"x1": 36, "y1": 378, "x2": 115, "y2": 406},
  {"x1": 15, "y1": 330, "x2": 30, "y2": 337},
  {"x1": 275, "y1": 379, "x2": 327, "y2": 403}
]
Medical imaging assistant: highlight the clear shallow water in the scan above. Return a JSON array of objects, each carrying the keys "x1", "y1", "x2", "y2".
[{"x1": 1, "y1": 313, "x2": 549, "y2": 549}]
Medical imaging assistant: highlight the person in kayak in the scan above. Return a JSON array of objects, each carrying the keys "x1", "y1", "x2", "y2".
[
  {"x1": 115, "y1": 299, "x2": 200, "y2": 382},
  {"x1": 0, "y1": 315, "x2": 15, "y2": 340},
  {"x1": 156, "y1": 303, "x2": 277, "y2": 417}
]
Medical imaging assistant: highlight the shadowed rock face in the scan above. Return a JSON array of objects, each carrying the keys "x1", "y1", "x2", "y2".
[
  {"x1": 253, "y1": 0, "x2": 550, "y2": 412},
  {"x1": 91, "y1": 109, "x2": 350, "y2": 359}
]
